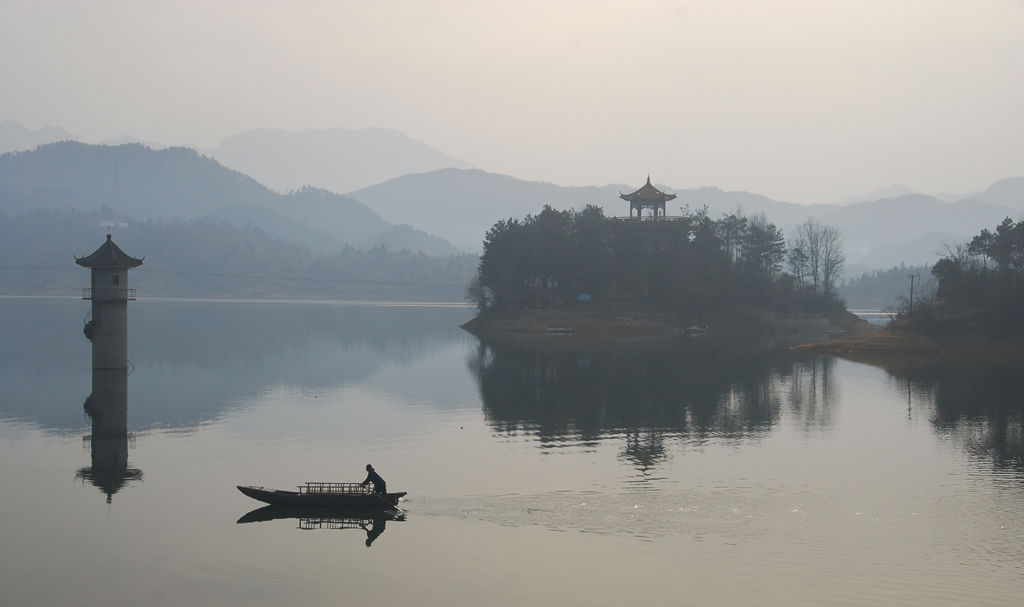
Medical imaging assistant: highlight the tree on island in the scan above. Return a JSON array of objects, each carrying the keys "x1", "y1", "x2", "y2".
[
  {"x1": 468, "y1": 205, "x2": 846, "y2": 320},
  {"x1": 927, "y1": 217, "x2": 1024, "y2": 335}
]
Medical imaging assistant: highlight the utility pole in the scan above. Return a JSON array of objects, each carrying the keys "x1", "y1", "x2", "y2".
[{"x1": 908, "y1": 272, "x2": 919, "y2": 315}]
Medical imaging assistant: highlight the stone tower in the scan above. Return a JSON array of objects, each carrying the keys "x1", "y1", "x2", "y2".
[
  {"x1": 75, "y1": 235, "x2": 144, "y2": 502},
  {"x1": 76, "y1": 234, "x2": 143, "y2": 371}
]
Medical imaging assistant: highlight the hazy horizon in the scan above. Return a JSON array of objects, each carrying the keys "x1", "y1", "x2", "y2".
[{"x1": 2, "y1": 1, "x2": 1023, "y2": 204}]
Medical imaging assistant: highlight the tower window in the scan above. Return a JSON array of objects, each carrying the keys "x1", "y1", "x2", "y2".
[{"x1": 112, "y1": 275, "x2": 120, "y2": 286}]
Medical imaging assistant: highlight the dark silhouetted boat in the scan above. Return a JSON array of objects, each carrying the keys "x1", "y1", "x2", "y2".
[{"x1": 237, "y1": 482, "x2": 406, "y2": 508}]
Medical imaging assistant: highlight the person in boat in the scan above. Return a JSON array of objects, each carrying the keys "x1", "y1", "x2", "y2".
[{"x1": 360, "y1": 464, "x2": 386, "y2": 494}]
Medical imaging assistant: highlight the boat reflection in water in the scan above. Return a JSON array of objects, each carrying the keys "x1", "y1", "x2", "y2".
[
  {"x1": 237, "y1": 506, "x2": 405, "y2": 547},
  {"x1": 75, "y1": 368, "x2": 142, "y2": 503}
]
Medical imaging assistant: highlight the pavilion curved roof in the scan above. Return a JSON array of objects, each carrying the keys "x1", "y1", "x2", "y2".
[
  {"x1": 75, "y1": 234, "x2": 144, "y2": 268},
  {"x1": 620, "y1": 176, "x2": 677, "y2": 202}
]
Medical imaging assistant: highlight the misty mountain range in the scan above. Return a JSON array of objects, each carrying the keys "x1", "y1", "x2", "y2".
[
  {"x1": 350, "y1": 171, "x2": 1023, "y2": 271},
  {"x1": 0, "y1": 120, "x2": 476, "y2": 195},
  {"x1": 0, "y1": 141, "x2": 459, "y2": 256},
  {"x1": 203, "y1": 127, "x2": 477, "y2": 195},
  {"x1": 2, "y1": 119, "x2": 1022, "y2": 273},
  {"x1": 0, "y1": 119, "x2": 78, "y2": 154}
]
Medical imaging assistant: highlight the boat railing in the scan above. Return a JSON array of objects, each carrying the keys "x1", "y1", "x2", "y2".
[
  {"x1": 299, "y1": 482, "x2": 371, "y2": 495},
  {"x1": 298, "y1": 517, "x2": 368, "y2": 530}
]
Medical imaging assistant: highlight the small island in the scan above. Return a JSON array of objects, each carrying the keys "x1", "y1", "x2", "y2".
[{"x1": 462, "y1": 178, "x2": 873, "y2": 348}]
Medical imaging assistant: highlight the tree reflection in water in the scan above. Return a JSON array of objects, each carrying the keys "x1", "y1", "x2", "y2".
[
  {"x1": 468, "y1": 340, "x2": 837, "y2": 474},
  {"x1": 882, "y1": 359, "x2": 1024, "y2": 475}
]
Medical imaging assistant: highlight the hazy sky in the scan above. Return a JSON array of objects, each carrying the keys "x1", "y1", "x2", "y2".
[{"x1": 2, "y1": 0, "x2": 1023, "y2": 203}]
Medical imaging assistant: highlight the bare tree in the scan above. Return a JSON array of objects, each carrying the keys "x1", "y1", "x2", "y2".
[
  {"x1": 819, "y1": 222, "x2": 845, "y2": 302},
  {"x1": 787, "y1": 235, "x2": 809, "y2": 290},
  {"x1": 792, "y1": 219, "x2": 845, "y2": 302},
  {"x1": 792, "y1": 220, "x2": 820, "y2": 295}
]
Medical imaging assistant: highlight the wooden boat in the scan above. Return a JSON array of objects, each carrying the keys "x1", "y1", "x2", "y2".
[{"x1": 237, "y1": 482, "x2": 406, "y2": 508}]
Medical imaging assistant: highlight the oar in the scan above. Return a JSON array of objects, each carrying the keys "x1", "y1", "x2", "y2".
[{"x1": 373, "y1": 490, "x2": 405, "y2": 514}]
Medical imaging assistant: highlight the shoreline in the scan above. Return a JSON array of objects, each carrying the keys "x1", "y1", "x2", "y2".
[
  {"x1": 793, "y1": 325, "x2": 1024, "y2": 360},
  {"x1": 461, "y1": 306, "x2": 876, "y2": 350}
]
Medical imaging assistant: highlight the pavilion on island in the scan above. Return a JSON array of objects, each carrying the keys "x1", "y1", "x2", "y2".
[{"x1": 620, "y1": 176, "x2": 677, "y2": 220}]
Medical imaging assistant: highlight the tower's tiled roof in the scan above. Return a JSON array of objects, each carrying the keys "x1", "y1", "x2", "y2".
[
  {"x1": 620, "y1": 176, "x2": 677, "y2": 202},
  {"x1": 75, "y1": 234, "x2": 144, "y2": 268}
]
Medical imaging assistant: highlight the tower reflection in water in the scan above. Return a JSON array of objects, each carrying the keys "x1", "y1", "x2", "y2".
[{"x1": 76, "y1": 368, "x2": 142, "y2": 503}]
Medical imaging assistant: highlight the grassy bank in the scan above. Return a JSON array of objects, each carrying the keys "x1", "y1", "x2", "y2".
[{"x1": 794, "y1": 315, "x2": 1024, "y2": 360}]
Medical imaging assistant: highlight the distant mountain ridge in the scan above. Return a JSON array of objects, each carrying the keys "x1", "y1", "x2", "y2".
[
  {"x1": 831, "y1": 184, "x2": 919, "y2": 206},
  {"x1": 0, "y1": 141, "x2": 459, "y2": 256},
  {"x1": 848, "y1": 232, "x2": 966, "y2": 272},
  {"x1": 974, "y1": 177, "x2": 1024, "y2": 209},
  {"x1": 207, "y1": 127, "x2": 476, "y2": 195},
  {"x1": 99, "y1": 135, "x2": 166, "y2": 149},
  {"x1": 858, "y1": 177, "x2": 1024, "y2": 208},
  {"x1": 0, "y1": 120, "x2": 78, "y2": 154},
  {"x1": 349, "y1": 168, "x2": 629, "y2": 250}
]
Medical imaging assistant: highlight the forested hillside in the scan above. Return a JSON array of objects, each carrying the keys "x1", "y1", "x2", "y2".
[
  {"x1": 0, "y1": 208, "x2": 476, "y2": 301},
  {"x1": 0, "y1": 142, "x2": 271, "y2": 218},
  {"x1": 840, "y1": 264, "x2": 933, "y2": 310},
  {"x1": 0, "y1": 142, "x2": 458, "y2": 256}
]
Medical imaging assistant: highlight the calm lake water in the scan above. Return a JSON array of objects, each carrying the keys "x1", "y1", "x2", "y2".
[{"x1": 1, "y1": 296, "x2": 1022, "y2": 607}]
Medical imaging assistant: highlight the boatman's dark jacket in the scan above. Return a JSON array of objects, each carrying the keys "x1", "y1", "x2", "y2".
[{"x1": 361, "y1": 470, "x2": 387, "y2": 494}]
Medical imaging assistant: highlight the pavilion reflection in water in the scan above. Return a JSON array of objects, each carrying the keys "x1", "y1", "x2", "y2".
[{"x1": 469, "y1": 340, "x2": 837, "y2": 475}]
